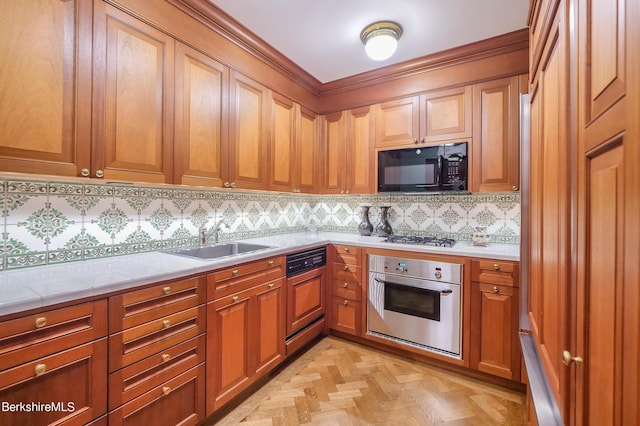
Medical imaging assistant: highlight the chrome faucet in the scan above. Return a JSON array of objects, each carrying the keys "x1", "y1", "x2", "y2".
[{"x1": 199, "y1": 220, "x2": 229, "y2": 246}]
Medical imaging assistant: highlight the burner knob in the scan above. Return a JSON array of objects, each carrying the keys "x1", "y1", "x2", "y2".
[
  {"x1": 397, "y1": 267, "x2": 405, "y2": 273},
  {"x1": 435, "y1": 271, "x2": 442, "y2": 279}
]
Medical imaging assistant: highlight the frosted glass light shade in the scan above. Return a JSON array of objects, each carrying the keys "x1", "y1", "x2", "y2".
[
  {"x1": 360, "y1": 21, "x2": 403, "y2": 62},
  {"x1": 365, "y1": 34, "x2": 398, "y2": 61}
]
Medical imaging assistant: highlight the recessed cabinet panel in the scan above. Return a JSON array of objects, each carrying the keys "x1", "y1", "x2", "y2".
[
  {"x1": 421, "y1": 86, "x2": 472, "y2": 142},
  {"x1": 254, "y1": 281, "x2": 285, "y2": 376},
  {"x1": 96, "y1": 4, "x2": 175, "y2": 183},
  {"x1": 269, "y1": 93, "x2": 296, "y2": 191},
  {"x1": 374, "y1": 97, "x2": 420, "y2": 147},
  {"x1": 472, "y1": 76, "x2": 520, "y2": 192},
  {"x1": 585, "y1": 0, "x2": 625, "y2": 124},
  {"x1": 528, "y1": 8, "x2": 571, "y2": 419},
  {"x1": 323, "y1": 112, "x2": 346, "y2": 193},
  {"x1": 0, "y1": 0, "x2": 92, "y2": 176},
  {"x1": 229, "y1": 71, "x2": 269, "y2": 190},
  {"x1": 347, "y1": 106, "x2": 375, "y2": 194},
  {"x1": 174, "y1": 43, "x2": 228, "y2": 187},
  {"x1": 0, "y1": 339, "x2": 107, "y2": 426},
  {"x1": 584, "y1": 143, "x2": 624, "y2": 425},
  {"x1": 208, "y1": 294, "x2": 251, "y2": 412},
  {"x1": 297, "y1": 106, "x2": 318, "y2": 193}
]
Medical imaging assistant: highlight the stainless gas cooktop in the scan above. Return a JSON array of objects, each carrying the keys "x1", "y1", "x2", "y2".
[{"x1": 383, "y1": 235, "x2": 456, "y2": 247}]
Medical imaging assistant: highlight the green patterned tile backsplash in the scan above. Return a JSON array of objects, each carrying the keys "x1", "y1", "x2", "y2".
[{"x1": 0, "y1": 178, "x2": 520, "y2": 270}]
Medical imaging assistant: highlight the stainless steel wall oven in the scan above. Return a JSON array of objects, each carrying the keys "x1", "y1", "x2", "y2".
[{"x1": 367, "y1": 254, "x2": 463, "y2": 359}]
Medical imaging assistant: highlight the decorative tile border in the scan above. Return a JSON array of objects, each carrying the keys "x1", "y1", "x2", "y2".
[{"x1": 0, "y1": 177, "x2": 520, "y2": 270}]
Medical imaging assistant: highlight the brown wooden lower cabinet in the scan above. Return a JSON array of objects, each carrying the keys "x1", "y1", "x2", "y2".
[
  {"x1": 0, "y1": 338, "x2": 108, "y2": 426},
  {"x1": 286, "y1": 266, "x2": 326, "y2": 336},
  {"x1": 470, "y1": 281, "x2": 521, "y2": 381},
  {"x1": 206, "y1": 278, "x2": 285, "y2": 414},
  {"x1": 108, "y1": 364, "x2": 205, "y2": 426}
]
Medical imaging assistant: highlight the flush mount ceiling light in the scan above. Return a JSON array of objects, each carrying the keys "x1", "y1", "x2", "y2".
[{"x1": 360, "y1": 21, "x2": 403, "y2": 61}]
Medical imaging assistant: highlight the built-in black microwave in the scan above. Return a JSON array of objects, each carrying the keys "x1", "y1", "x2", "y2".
[{"x1": 377, "y1": 142, "x2": 468, "y2": 193}]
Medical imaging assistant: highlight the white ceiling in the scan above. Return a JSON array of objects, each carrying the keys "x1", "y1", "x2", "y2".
[{"x1": 208, "y1": 0, "x2": 530, "y2": 83}]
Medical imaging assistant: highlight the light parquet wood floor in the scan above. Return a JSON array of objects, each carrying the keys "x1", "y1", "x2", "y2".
[{"x1": 216, "y1": 337, "x2": 525, "y2": 425}]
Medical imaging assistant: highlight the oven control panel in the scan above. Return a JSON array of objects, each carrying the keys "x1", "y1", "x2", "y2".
[{"x1": 369, "y1": 255, "x2": 462, "y2": 285}]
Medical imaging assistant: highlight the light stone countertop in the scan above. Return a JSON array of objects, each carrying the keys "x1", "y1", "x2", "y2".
[{"x1": 0, "y1": 232, "x2": 519, "y2": 318}]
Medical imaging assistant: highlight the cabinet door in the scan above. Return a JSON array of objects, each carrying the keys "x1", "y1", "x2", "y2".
[
  {"x1": 420, "y1": 86, "x2": 472, "y2": 143},
  {"x1": 286, "y1": 267, "x2": 326, "y2": 336},
  {"x1": 93, "y1": 3, "x2": 174, "y2": 183},
  {"x1": 174, "y1": 43, "x2": 229, "y2": 187},
  {"x1": 374, "y1": 96, "x2": 420, "y2": 148},
  {"x1": 206, "y1": 290, "x2": 251, "y2": 414},
  {"x1": 322, "y1": 111, "x2": 347, "y2": 194},
  {"x1": 528, "y1": 8, "x2": 571, "y2": 419},
  {"x1": 472, "y1": 76, "x2": 520, "y2": 192},
  {"x1": 295, "y1": 106, "x2": 319, "y2": 193},
  {"x1": 268, "y1": 93, "x2": 296, "y2": 192},
  {"x1": 346, "y1": 106, "x2": 376, "y2": 194},
  {"x1": 0, "y1": 0, "x2": 92, "y2": 177},
  {"x1": 228, "y1": 71, "x2": 269, "y2": 190},
  {"x1": 0, "y1": 339, "x2": 107, "y2": 426},
  {"x1": 470, "y1": 282, "x2": 521, "y2": 380},
  {"x1": 252, "y1": 279, "x2": 286, "y2": 376}
]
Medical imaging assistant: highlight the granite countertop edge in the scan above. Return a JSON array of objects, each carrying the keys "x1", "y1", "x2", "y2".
[{"x1": 0, "y1": 232, "x2": 520, "y2": 318}]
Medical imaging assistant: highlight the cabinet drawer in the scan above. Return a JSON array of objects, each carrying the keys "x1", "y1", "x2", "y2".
[
  {"x1": 208, "y1": 256, "x2": 284, "y2": 301},
  {"x1": 332, "y1": 263, "x2": 361, "y2": 283},
  {"x1": 330, "y1": 296, "x2": 362, "y2": 336},
  {"x1": 0, "y1": 338, "x2": 107, "y2": 426},
  {"x1": 108, "y1": 364, "x2": 205, "y2": 426},
  {"x1": 478, "y1": 283, "x2": 517, "y2": 297},
  {"x1": 0, "y1": 300, "x2": 107, "y2": 371},
  {"x1": 109, "y1": 305, "x2": 205, "y2": 372},
  {"x1": 110, "y1": 276, "x2": 205, "y2": 333},
  {"x1": 332, "y1": 280, "x2": 361, "y2": 301},
  {"x1": 210, "y1": 256, "x2": 284, "y2": 283},
  {"x1": 332, "y1": 245, "x2": 361, "y2": 264},
  {"x1": 472, "y1": 260, "x2": 519, "y2": 286},
  {"x1": 109, "y1": 334, "x2": 205, "y2": 410}
]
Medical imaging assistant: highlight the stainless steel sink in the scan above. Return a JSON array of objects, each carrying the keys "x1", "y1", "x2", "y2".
[{"x1": 163, "y1": 242, "x2": 273, "y2": 260}]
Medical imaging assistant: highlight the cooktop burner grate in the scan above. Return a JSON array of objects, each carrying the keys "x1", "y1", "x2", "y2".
[{"x1": 383, "y1": 235, "x2": 456, "y2": 247}]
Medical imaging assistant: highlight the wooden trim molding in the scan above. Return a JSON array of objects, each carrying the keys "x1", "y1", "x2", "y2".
[
  {"x1": 171, "y1": 0, "x2": 322, "y2": 93},
  {"x1": 165, "y1": 0, "x2": 529, "y2": 113},
  {"x1": 321, "y1": 29, "x2": 529, "y2": 95}
]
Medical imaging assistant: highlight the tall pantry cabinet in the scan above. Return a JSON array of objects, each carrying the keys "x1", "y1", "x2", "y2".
[{"x1": 527, "y1": 0, "x2": 640, "y2": 424}]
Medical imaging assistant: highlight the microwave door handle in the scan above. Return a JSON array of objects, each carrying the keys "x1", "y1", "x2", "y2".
[{"x1": 374, "y1": 278, "x2": 453, "y2": 295}]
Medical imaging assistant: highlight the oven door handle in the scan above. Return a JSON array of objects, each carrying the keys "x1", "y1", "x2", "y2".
[{"x1": 374, "y1": 278, "x2": 453, "y2": 295}]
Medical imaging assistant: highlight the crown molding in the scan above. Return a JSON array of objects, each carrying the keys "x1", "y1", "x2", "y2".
[
  {"x1": 172, "y1": 1, "x2": 528, "y2": 108},
  {"x1": 173, "y1": 0, "x2": 324, "y2": 94},
  {"x1": 319, "y1": 29, "x2": 529, "y2": 96}
]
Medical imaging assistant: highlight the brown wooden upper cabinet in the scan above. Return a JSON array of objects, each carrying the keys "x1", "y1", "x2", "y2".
[
  {"x1": 174, "y1": 43, "x2": 229, "y2": 188},
  {"x1": 92, "y1": 3, "x2": 176, "y2": 183},
  {"x1": 295, "y1": 106, "x2": 320, "y2": 193},
  {"x1": 228, "y1": 71, "x2": 270, "y2": 190},
  {"x1": 268, "y1": 94, "x2": 319, "y2": 193},
  {"x1": 322, "y1": 107, "x2": 375, "y2": 194},
  {"x1": 268, "y1": 93, "x2": 297, "y2": 192},
  {"x1": 471, "y1": 76, "x2": 521, "y2": 192},
  {"x1": 374, "y1": 86, "x2": 472, "y2": 148},
  {"x1": 0, "y1": 0, "x2": 93, "y2": 177}
]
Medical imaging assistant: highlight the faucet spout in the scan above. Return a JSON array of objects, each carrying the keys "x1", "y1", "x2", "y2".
[
  {"x1": 212, "y1": 219, "x2": 228, "y2": 244},
  {"x1": 199, "y1": 220, "x2": 229, "y2": 246}
]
